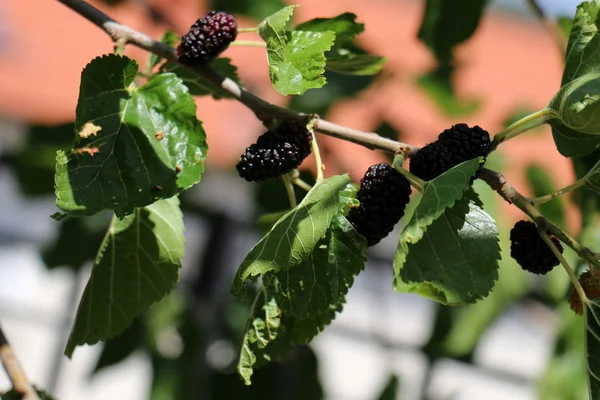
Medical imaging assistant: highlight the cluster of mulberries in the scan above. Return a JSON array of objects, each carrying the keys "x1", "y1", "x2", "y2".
[
  {"x1": 177, "y1": 11, "x2": 237, "y2": 64},
  {"x1": 347, "y1": 163, "x2": 412, "y2": 246},
  {"x1": 409, "y1": 124, "x2": 491, "y2": 181},
  {"x1": 236, "y1": 118, "x2": 313, "y2": 182},
  {"x1": 510, "y1": 220, "x2": 563, "y2": 275}
]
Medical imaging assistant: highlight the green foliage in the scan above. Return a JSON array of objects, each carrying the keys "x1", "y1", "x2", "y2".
[
  {"x1": 54, "y1": 54, "x2": 207, "y2": 219},
  {"x1": 35, "y1": 1, "x2": 600, "y2": 395},
  {"x1": 418, "y1": 0, "x2": 489, "y2": 65},
  {"x1": 549, "y1": 0, "x2": 600, "y2": 156},
  {"x1": 65, "y1": 196, "x2": 184, "y2": 356},
  {"x1": 296, "y1": 13, "x2": 385, "y2": 76},
  {"x1": 273, "y1": 216, "x2": 367, "y2": 318},
  {"x1": 395, "y1": 192, "x2": 500, "y2": 304},
  {"x1": 231, "y1": 175, "x2": 351, "y2": 296},
  {"x1": 259, "y1": 7, "x2": 383, "y2": 94}
]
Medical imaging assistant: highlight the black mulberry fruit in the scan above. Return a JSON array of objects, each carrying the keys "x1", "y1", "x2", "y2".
[
  {"x1": 510, "y1": 220, "x2": 563, "y2": 275},
  {"x1": 178, "y1": 11, "x2": 237, "y2": 64},
  {"x1": 236, "y1": 118, "x2": 313, "y2": 182},
  {"x1": 347, "y1": 163, "x2": 412, "y2": 246},
  {"x1": 409, "y1": 124, "x2": 491, "y2": 181}
]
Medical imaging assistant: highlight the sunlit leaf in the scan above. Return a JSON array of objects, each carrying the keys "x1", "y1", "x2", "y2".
[{"x1": 55, "y1": 54, "x2": 207, "y2": 218}]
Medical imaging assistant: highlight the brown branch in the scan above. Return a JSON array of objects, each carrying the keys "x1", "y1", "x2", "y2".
[
  {"x1": 0, "y1": 324, "x2": 40, "y2": 400},
  {"x1": 56, "y1": 0, "x2": 415, "y2": 154}
]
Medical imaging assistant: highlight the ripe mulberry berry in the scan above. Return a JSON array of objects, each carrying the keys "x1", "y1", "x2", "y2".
[
  {"x1": 347, "y1": 163, "x2": 412, "y2": 246},
  {"x1": 236, "y1": 118, "x2": 313, "y2": 182},
  {"x1": 510, "y1": 220, "x2": 563, "y2": 275},
  {"x1": 569, "y1": 268, "x2": 600, "y2": 315},
  {"x1": 409, "y1": 124, "x2": 491, "y2": 181},
  {"x1": 178, "y1": 11, "x2": 237, "y2": 64}
]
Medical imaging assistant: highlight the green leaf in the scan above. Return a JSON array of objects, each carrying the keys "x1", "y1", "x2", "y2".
[
  {"x1": 584, "y1": 299, "x2": 600, "y2": 399},
  {"x1": 147, "y1": 31, "x2": 179, "y2": 71},
  {"x1": 231, "y1": 174, "x2": 350, "y2": 297},
  {"x1": 237, "y1": 280, "x2": 345, "y2": 385},
  {"x1": 55, "y1": 54, "x2": 207, "y2": 218},
  {"x1": 549, "y1": 118, "x2": 600, "y2": 157},
  {"x1": 13, "y1": 123, "x2": 75, "y2": 197},
  {"x1": 65, "y1": 196, "x2": 184, "y2": 357},
  {"x1": 399, "y1": 158, "x2": 481, "y2": 248},
  {"x1": 273, "y1": 216, "x2": 366, "y2": 318},
  {"x1": 267, "y1": 30, "x2": 336, "y2": 95},
  {"x1": 237, "y1": 284, "x2": 287, "y2": 385},
  {"x1": 562, "y1": 1, "x2": 600, "y2": 85},
  {"x1": 295, "y1": 13, "x2": 385, "y2": 76},
  {"x1": 418, "y1": 0, "x2": 489, "y2": 64},
  {"x1": 258, "y1": 5, "x2": 297, "y2": 48},
  {"x1": 549, "y1": 1, "x2": 600, "y2": 156},
  {"x1": 285, "y1": 298, "x2": 344, "y2": 344},
  {"x1": 42, "y1": 212, "x2": 110, "y2": 270},
  {"x1": 294, "y1": 12, "x2": 364, "y2": 44},
  {"x1": 394, "y1": 192, "x2": 500, "y2": 305},
  {"x1": 548, "y1": 72, "x2": 600, "y2": 136},
  {"x1": 325, "y1": 53, "x2": 386, "y2": 76},
  {"x1": 165, "y1": 58, "x2": 241, "y2": 99},
  {"x1": 259, "y1": 5, "x2": 336, "y2": 95}
]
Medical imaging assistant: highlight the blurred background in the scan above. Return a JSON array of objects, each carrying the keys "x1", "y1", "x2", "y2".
[{"x1": 0, "y1": 0, "x2": 595, "y2": 399}]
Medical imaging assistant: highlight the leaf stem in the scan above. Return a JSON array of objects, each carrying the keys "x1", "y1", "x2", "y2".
[
  {"x1": 230, "y1": 40, "x2": 267, "y2": 48},
  {"x1": 292, "y1": 177, "x2": 313, "y2": 192},
  {"x1": 238, "y1": 27, "x2": 259, "y2": 33},
  {"x1": 491, "y1": 108, "x2": 555, "y2": 149},
  {"x1": 531, "y1": 177, "x2": 587, "y2": 205},
  {"x1": 393, "y1": 165, "x2": 424, "y2": 192},
  {"x1": 282, "y1": 175, "x2": 297, "y2": 208},
  {"x1": 311, "y1": 132, "x2": 324, "y2": 182},
  {"x1": 0, "y1": 323, "x2": 40, "y2": 400}
]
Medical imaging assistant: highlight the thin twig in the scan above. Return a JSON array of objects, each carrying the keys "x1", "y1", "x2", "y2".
[
  {"x1": 311, "y1": 132, "x2": 324, "y2": 181},
  {"x1": 531, "y1": 177, "x2": 586, "y2": 205},
  {"x1": 0, "y1": 324, "x2": 40, "y2": 400}
]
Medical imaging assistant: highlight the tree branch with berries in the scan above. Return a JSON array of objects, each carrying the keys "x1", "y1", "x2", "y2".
[{"x1": 20, "y1": 0, "x2": 600, "y2": 397}]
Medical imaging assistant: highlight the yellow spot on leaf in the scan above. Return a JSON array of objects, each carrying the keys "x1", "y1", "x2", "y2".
[{"x1": 78, "y1": 122, "x2": 102, "y2": 138}]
